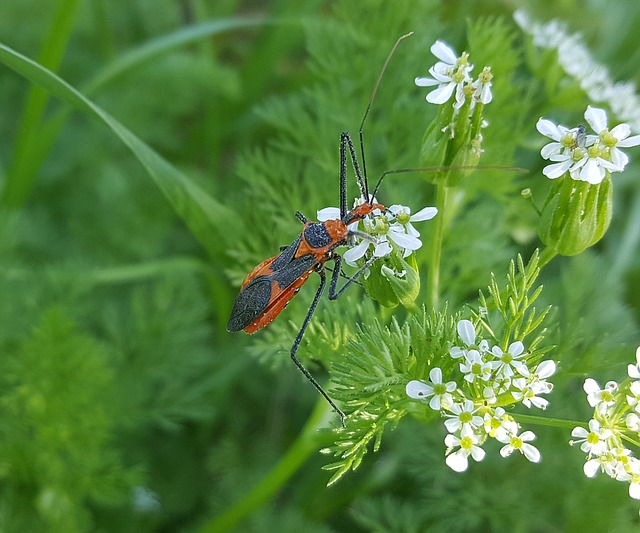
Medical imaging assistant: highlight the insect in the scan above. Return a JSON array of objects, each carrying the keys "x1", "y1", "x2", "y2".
[{"x1": 227, "y1": 34, "x2": 413, "y2": 426}]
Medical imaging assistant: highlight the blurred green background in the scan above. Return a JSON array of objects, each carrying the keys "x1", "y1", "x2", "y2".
[{"x1": 2, "y1": 0, "x2": 640, "y2": 531}]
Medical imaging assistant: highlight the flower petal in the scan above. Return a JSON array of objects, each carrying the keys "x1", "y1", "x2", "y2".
[
  {"x1": 415, "y1": 76, "x2": 440, "y2": 87},
  {"x1": 343, "y1": 240, "x2": 370, "y2": 265},
  {"x1": 373, "y1": 239, "x2": 392, "y2": 257},
  {"x1": 540, "y1": 141, "x2": 563, "y2": 159},
  {"x1": 584, "y1": 105, "x2": 607, "y2": 133},
  {"x1": 610, "y1": 123, "x2": 631, "y2": 141},
  {"x1": 521, "y1": 443, "x2": 541, "y2": 462},
  {"x1": 445, "y1": 450, "x2": 469, "y2": 472},
  {"x1": 618, "y1": 133, "x2": 640, "y2": 148},
  {"x1": 317, "y1": 207, "x2": 340, "y2": 221},
  {"x1": 429, "y1": 367, "x2": 443, "y2": 384},
  {"x1": 543, "y1": 160, "x2": 572, "y2": 179},
  {"x1": 431, "y1": 40, "x2": 458, "y2": 64},
  {"x1": 508, "y1": 341, "x2": 525, "y2": 357},
  {"x1": 387, "y1": 229, "x2": 422, "y2": 250},
  {"x1": 426, "y1": 82, "x2": 456, "y2": 104},
  {"x1": 406, "y1": 380, "x2": 433, "y2": 399},
  {"x1": 457, "y1": 320, "x2": 476, "y2": 346},
  {"x1": 579, "y1": 158, "x2": 605, "y2": 184},
  {"x1": 410, "y1": 206, "x2": 438, "y2": 221},
  {"x1": 536, "y1": 118, "x2": 562, "y2": 141},
  {"x1": 611, "y1": 147, "x2": 629, "y2": 169}
]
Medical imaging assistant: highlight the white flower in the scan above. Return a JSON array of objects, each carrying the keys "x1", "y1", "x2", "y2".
[
  {"x1": 497, "y1": 429, "x2": 541, "y2": 463},
  {"x1": 511, "y1": 377, "x2": 550, "y2": 409},
  {"x1": 627, "y1": 459, "x2": 640, "y2": 500},
  {"x1": 608, "y1": 448, "x2": 634, "y2": 480},
  {"x1": 628, "y1": 346, "x2": 640, "y2": 379},
  {"x1": 483, "y1": 407, "x2": 515, "y2": 441},
  {"x1": 526, "y1": 360, "x2": 556, "y2": 398},
  {"x1": 415, "y1": 41, "x2": 473, "y2": 106},
  {"x1": 490, "y1": 341, "x2": 529, "y2": 378},
  {"x1": 584, "y1": 106, "x2": 640, "y2": 169},
  {"x1": 459, "y1": 350, "x2": 493, "y2": 383},
  {"x1": 342, "y1": 236, "x2": 391, "y2": 267},
  {"x1": 443, "y1": 400, "x2": 483, "y2": 433},
  {"x1": 537, "y1": 119, "x2": 585, "y2": 159},
  {"x1": 450, "y1": 320, "x2": 489, "y2": 359},
  {"x1": 584, "y1": 378, "x2": 618, "y2": 414},
  {"x1": 444, "y1": 426, "x2": 485, "y2": 472},
  {"x1": 569, "y1": 419, "x2": 612, "y2": 456},
  {"x1": 568, "y1": 142, "x2": 620, "y2": 184},
  {"x1": 472, "y1": 66, "x2": 493, "y2": 104},
  {"x1": 626, "y1": 413, "x2": 640, "y2": 432},
  {"x1": 626, "y1": 381, "x2": 640, "y2": 413},
  {"x1": 536, "y1": 106, "x2": 639, "y2": 184},
  {"x1": 406, "y1": 368, "x2": 457, "y2": 411},
  {"x1": 536, "y1": 119, "x2": 590, "y2": 180},
  {"x1": 583, "y1": 449, "x2": 615, "y2": 478}
]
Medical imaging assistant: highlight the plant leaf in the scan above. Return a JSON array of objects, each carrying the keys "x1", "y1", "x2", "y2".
[{"x1": 0, "y1": 40, "x2": 238, "y2": 258}]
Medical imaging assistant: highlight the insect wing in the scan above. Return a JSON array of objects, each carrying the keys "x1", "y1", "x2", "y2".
[
  {"x1": 243, "y1": 269, "x2": 313, "y2": 333},
  {"x1": 240, "y1": 255, "x2": 278, "y2": 289},
  {"x1": 227, "y1": 243, "x2": 317, "y2": 333}
]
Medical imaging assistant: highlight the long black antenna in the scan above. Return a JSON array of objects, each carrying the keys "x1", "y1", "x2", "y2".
[
  {"x1": 358, "y1": 32, "x2": 414, "y2": 204},
  {"x1": 369, "y1": 166, "x2": 529, "y2": 200}
]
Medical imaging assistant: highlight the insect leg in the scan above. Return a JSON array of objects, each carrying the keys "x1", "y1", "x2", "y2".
[
  {"x1": 328, "y1": 253, "x2": 378, "y2": 300},
  {"x1": 290, "y1": 267, "x2": 346, "y2": 426},
  {"x1": 341, "y1": 132, "x2": 367, "y2": 202},
  {"x1": 339, "y1": 132, "x2": 348, "y2": 219}
]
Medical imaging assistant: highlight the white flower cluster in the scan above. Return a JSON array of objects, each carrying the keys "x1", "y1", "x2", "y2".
[
  {"x1": 570, "y1": 347, "x2": 640, "y2": 500},
  {"x1": 406, "y1": 319, "x2": 556, "y2": 472},
  {"x1": 317, "y1": 198, "x2": 437, "y2": 267},
  {"x1": 415, "y1": 41, "x2": 493, "y2": 110},
  {"x1": 514, "y1": 9, "x2": 640, "y2": 132},
  {"x1": 537, "y1": 106, "x2": 640, "y2": 184}
]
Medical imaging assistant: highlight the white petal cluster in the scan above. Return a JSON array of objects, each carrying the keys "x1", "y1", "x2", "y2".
[
  {"x1": 406, "y1": 319, "x2": 556, "y2": 472},
  {"x1": 537, "y1": 106, "x2": 640, "y2": 184},
  {"x1": 570, "y1": 346, "x2": 640, "y2": 500},
  {"x1": 415, "y1": 40, "x2": 492, "y2": 110},
  {"x1": 514, "y1": 9, "x2": 640, "y2": 132}
]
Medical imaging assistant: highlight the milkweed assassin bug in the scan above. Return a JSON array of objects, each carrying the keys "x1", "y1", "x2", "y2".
[{"x1": 227, "y1": 33, "x2": 414, "y2": 426}]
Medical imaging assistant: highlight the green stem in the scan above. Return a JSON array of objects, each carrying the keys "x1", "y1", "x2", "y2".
[
  {"x1": 428, "y1": 184, "x2": 449, "y2": 309},
  {"x1": 511, "y1": 412, "x2": 585, "y2": 431},
  {"x1": 537, "y1": 246, "x2": 558, "y2": 270},
  {"x1": 198, "y1": 399, "x2": 334, "y2": 533}
]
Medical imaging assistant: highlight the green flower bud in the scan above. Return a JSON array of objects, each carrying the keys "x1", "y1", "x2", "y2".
[
  {"x1": 362, "y1": 252, "x2": 420, "y2": 308},
  {"x1": 538, "y1": 176, "x2": 612, "y2": 256}
]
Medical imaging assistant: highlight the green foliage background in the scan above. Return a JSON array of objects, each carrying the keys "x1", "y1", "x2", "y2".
[{"x1": 1, "y1": 0, "x2": 640, "y2": 531}]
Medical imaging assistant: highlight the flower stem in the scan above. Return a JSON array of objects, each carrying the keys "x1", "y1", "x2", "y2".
[
  {"x1": 511, "y1": 412, "x2": 585, "y2": 430},
  {"x1": 428, "y1": 184, "x2": 449, "y2": 309},
  {"x1": 537, "y1": 246, "x2": 558, "y2": 270},
  {"x1": 197, "y1": 399, "x2": 334, "y2": 533}
]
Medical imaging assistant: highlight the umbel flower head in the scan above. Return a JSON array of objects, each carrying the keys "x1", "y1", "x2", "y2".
[
  {"x1": 534, "y1": 106, "x2": 640, "y2": 256},
  {"x1": 537, "y1": 106, "x2": 640, "y2": 184},
  {"x1": 317, "y1": 197, "x2": 437, "y2": 307},
  {"x1": 569, "y1": 347, "x2": 640, "y2": 501},
  {"x1": 406, "y1": 320, "x2": 555, "y2": 472},
  {"x1": 415, "y1": 40, "x2": 493, "y2": 186}
]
